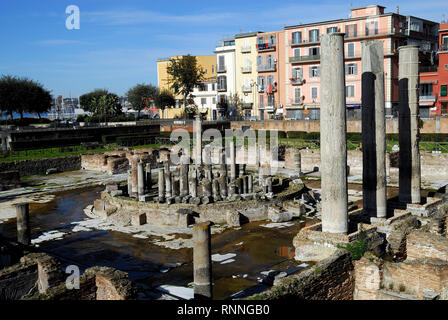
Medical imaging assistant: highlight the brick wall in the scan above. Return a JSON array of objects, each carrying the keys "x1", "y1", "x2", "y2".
[
  {"x1": 406, "y1": 230, "x2": 448, "y2": 262},
  {"x1": 353, "y1": 254, "x2": 382, "y2": 300},
  {"x1": 247, "y1": 250, "x2": 354, "y2": 300}
]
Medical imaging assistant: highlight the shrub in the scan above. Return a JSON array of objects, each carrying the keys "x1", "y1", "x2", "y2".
[{"x1": 337, "y1": 228, "x2": 368, "y2": 260}]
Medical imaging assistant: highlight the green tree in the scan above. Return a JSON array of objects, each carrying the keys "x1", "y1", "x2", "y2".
[
  {"x1": 90, "y1": 93, "x2": 122, "y2": 122},
  {"x1": 126, "y1": 83, "x2": 158, "y2": 119},
  {"x1": 154, "y1": 89, "x2": 176, "y2": 118},
  {"x1": 166, "y1": 55, "x2": 205, "y2": 114},
  {"x1": 0, "y1": 75, "x2": 52, "y2": 120},
  {"x1": 79, "y1": 89, "x2": 109, "y2": 114}
]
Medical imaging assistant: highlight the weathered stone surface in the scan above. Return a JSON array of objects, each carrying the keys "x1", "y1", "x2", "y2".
[
  {"x1": 268, "y1": 206, "x2": 293, "y2": 223},
  {"x1": 226, "y1": 211, "x2": 241, "y2": 227},
  {"x1": 131, "y1": 213, "x2": 147, "y2": 226}
]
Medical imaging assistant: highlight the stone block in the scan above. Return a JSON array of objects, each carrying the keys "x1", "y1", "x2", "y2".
[
  {"x1": 226, "y1": 211, "x2": 241, "y2": 227},
  {"x1": 131, "y1": 213, "x2": 147, "y2": 226},
  {"x1": 138, "y1": 195, "x2": 151, "y2": 202}
]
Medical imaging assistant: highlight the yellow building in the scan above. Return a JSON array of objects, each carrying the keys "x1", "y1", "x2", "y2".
[
  {"x1": 234, "y1": 32, "x2": 262, "y2": 118},
  {"x1": 156, "y1": 55, "x2": 216, "y2": 118}
]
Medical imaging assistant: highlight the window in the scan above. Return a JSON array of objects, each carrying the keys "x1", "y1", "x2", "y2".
[
  {"x1": 443, "y1": 36, "x2": 448, "y2": 50},
  {"x1": 266, "y1": 55, "x2": 274, "y2": 68},
  {"x1": 346, "y1": 63, "x2": 358, "y2": 75},
  {"x1": 269, "y1": 35, "x2": 276, "y2": 45},
  {"x1": 309, "y1": 47, "x2": 319, "y2": 56},
  {"x1": 267, "y1": 75, "x2": 274, "y2": 86},
  {"x1": 365, "y1": 21, "x2": 379, "y2": 36},
  {"x1": 219, "y1": 95, "x2": 226, "y2": 104},
  {"x1": 257, "y1": 55, "x2": 263, "y2": 67},
  {"x1": 311, "y1": 87, "x2": 318, "y2": 99},
  {"x1": 346, "y1": 85, "x2": 355, "y2": 97},
  {"x1": 212, "y1": 97, "x2": 216, "y2": 104},
  {"x1": 419, "y1": 84, "x2": 433, "y2": 97},
  {"x1": 217, "y1": 76, "x2": 227, "y2": 91},
  {"x1": 258, "y1": 76, "x2": 265, "y2": 92},
  {"x1": 259, "y1": 95, "x2": 264, "y2": 108},
  {"x1": 268, "y1": 95, "x2": 275, "y2": 107},
  {"x1": 294, "y1": 87, "x2": 301, "y2": 104},
  {"x1": 294, "y1": 48, "x2": 300, "y2": 57},
  {"x1": 345, "y1": 24, "x2": 357, "y2": 38},
  {"x1": 218, "y1": 56, "x2": 225, "y2": 72},
  {"x1": 292, "y1": 67, "x2": 303, "y2": 79},
  {"x1": 309, "y1": 29, "x2": 320, "y2": 42},
  {"x1": 441, "y1": 85, "x2": 447, "y2": 97},
  {"x1": 212, "y1": 83, "x2": 215, "y2": 91},
  {"x1": 309, "y1": 66, "x2": 320, "y2": 77},
  {"x1": 292, "y1": 31, "x2": 302, "y2": 44},
  {"x1": 347, "y1": 43, "x2": 355, "y2": 57},
  {"x1": 201, "y1": 98, "x2": 207, "y2": 105},
  {"x1": 212, "y1": 65, "x2": 214, "y2": 74},
  {"x1": 257, "y1": 37, "x2": 264, "y2": 45},
  {"x1": 327, "y1": 26, "x2": 338, "y2": 34}
]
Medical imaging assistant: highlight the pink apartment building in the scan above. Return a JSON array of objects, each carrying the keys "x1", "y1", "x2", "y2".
[
  {"x1": 255, "y1": 31, "x2": 285, "y2": 120},
  {"x1": 280, "y1": 5, "x2": 439, "y2": 120}
]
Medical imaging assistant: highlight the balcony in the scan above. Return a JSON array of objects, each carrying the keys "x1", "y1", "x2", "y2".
[
  {"x1": 289, "y1": 55, "x2": 320, "y2": 63},
  {"x1": 258, "y1": 86, "x2": 265, "y2": 93},
  {"x1": 290, "y1": 77, "x2": 304, "y2": 85},
  {"x1": 287, "y1": 98, "x2": 304, "y2": 107},
  {"x1": 257, "y1": 64, "x2": 277, "y2": 72},
  {"x1": 290, "y1": 37, "x2": 321, "y2": 46},
  {"x1": 256, "y1": 43, "x2": 276, "y2": 52},
  {"x1": 217, "y1": 65, "x2": 226, "y2": 73},
  {"x1": 420, "y1": 66, "x2": 438, "y2": 73},
  {"x1": 440, "y1": 44, "x2": 448, "y2": 52},
  {"x1": 420, "y1": 95, "x2": 436, "y2": 102},
  {"x1": 241, "y1": 46, "x2": 251, "y2": 53},
  {"x1": 217, "y1": 86, "x2": 227, "y2": 92},
  {"x1": 241, "y1": 66, "x2": 252, "y2": 73},
  {"x1": 242, "y1": 85, "x2": 252, "y2": 93},
  {"x1": 242, "y1": 103, "x2": 253, "y2": 109}
]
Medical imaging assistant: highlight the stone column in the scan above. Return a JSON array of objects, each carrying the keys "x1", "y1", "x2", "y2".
[
  {"x1": 137, "y1": 161, "x2": 145, "y2": 197},
  {"x1": 127, "y1": 170, "x2": 132, "y2": 197},
  {"x1": 248, "y1": 175, "x2": 253, "y2": 194},
  {"x1": 202, "y1": 178, "x2": 212, "y2": 204},
  {"x1": 164, "y1": 165, "x2": 172, "y2": 199},
  {"x1": 194, "y1": 115, "x2": 202, "y2": 168},
  {"x1": 193, "y1": 222, "x2": 212, "y2": 300},
  {"x1": 294, "y1": 150, "x2": 302, "y2": 176},
  {"x1": 16, "y1": 203, "x2": 31, "y2": 245},
  {"x1": 204, "y1": 144, "x2": 212, "y2": 181},
  {"x1": 180, "y1": 162, "x2": 189, "y2": 198},
  {"x1": 243, "y1": 176, "x2": 248, "y2": 194},
  {"x1": 320, "y1": 33, "x2": 348, "y2": 234},
  {"x1": 158, "y1": 168, "x2": 165, "y2": 203},
  {"x1": 362, "y1": 41, "x2": 387, "y2": 218},
  {"x1": 130, "y1": 155, "x2": 139, "y2": 197},
  {"x1": 145, "y1": 163, "x2": 152, "y2": 192},
  {"x1": 229, "y1": 140, "x2": 236, "y2": 181},
  {"x1": 398, "y1": 45, "x2": 421, "y2": 204},
  {"x1": 190, "y1": 171, "x2": 198, "y2": 198},
  {"x1": 212, "y1": 179, "x2": 221, "y2": 202}
]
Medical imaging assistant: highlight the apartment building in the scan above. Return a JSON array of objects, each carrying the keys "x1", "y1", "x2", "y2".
[
  {"x1": 255, "y1": 30, "x2": 286, "y2": 120},
  {"x1": 234, "y1": 32, "x2": 263, "y2": 119},
  {"x1": 281, "y1": 5, "x2": 439, "y2": 120},
  {"x1": 191, "y1": 80, "x2": 217, "y2": 120},
  {"x1": 156, "y1": 55, "x2": 216, "y2": 118},
  {"x1": 420, "y1": 23, "x2": 448, "y2": 117},
  {"x1": 215, "y1": 38, "x2": 236, "y2": 119}
]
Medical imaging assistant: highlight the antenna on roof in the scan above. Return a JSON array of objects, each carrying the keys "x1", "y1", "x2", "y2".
[{"x1": 443, "y1": 14, "x2": 446, "y2": 23}]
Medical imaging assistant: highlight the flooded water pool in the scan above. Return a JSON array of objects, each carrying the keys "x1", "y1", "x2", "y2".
[{"x1": 0, "y1": 186, "x2": 311, "y2": 299}]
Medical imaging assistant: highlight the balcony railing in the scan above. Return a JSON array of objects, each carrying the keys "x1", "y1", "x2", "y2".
[
  {"x1": 288, "y1": 98, "x2": 304, "y2": 106},
  {"x1": 242, "y1": 85, "x2": 252, "y2": 93},
  {"x1": 241, "y1": 66, "x2": 252, "y2": 73},
  {"x1": 257, "y1": 64, "x2": 277, "y2": 72},
  {"x1": 258, "y1": 86, "x2": 265, "y2": 93},
  {"x1": 217, "y1": 65, "x2": 226, "y2": 73},
  {"x1": 290, "y1": 37, "x2": 321, "y2": 46},
  {"x1": 420, "y1": 66, "x2": 438, "y2": 73},
  {"x1": 290, "y1": 77, "x2": 304, "y2": 85},
  {"x1": 217, "y1": 86, "x2": 227, "y2": 92},
  {"x1": 440, "y1": 44, "x2": 448, "y2": 52},
  {"x1": 242, "y1": 103, "x2": 253, "y2": 109},
  {"x1": 256, "y1": 43, "x2": 276, "y2": 52},
  {"x1": 289, "y1": 55, "x2": 320, "y2": 63},
  {"x1": 420, "y1": 95, "x2": 436, "y2": 101},
  {"x1": 241, "y1": 46, "x2": 251, "y2": 53}
]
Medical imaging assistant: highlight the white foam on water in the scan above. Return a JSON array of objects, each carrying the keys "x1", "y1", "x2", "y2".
[{"x1": 212, "y1": 253, "x2": 236, "y2": 262}]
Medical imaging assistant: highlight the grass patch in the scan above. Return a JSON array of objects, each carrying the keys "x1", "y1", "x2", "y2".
[{"x1": 337, "y1": 228, "x2": 368, "y2": 260}]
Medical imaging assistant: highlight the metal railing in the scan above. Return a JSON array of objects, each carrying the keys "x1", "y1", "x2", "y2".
[
  {"x1": 257, "y1": 64, "x2": 277, "y2": 72},
  {"x1": 241, "y1": 66, "x2": 252, "y2": 73},
  {"x1": 420, "y1": 95, "x2": 436, "y2": 101},
  {"x1": 241, "y1": 46, "x2": 251, "y2": 53},
  {"x1": 242, "y1": 85, "x2": 252, "y2": 93},
  {"x1": 289, "y1": 55, "x2": 320, "y2": 63},
  {"x1": 440, "y1": 44, "x2": 448, "y2": 51},
  {"x1": 290, "y1": 77, "x2": 304, "y2": 85},
  {"x1": 217, "y1": 65, "x2": 226, "y2": 73},
  {"x1": 256, "y1": 43, "x2": 276, "y2": 51}
]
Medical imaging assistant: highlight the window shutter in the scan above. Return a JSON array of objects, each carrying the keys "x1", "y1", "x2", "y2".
[
  {"x1": 354, "y1": 64, "x2": 358, "y2": 75},
  {"x1": 317, "y1": 66, "x2": 320, "y2": 77},
  {"x1": 309, "y1": 66, "x2": 313, "y2": 77},
  {"x1": 345, "y1": 64, "x2": 349, "y2": 75}
]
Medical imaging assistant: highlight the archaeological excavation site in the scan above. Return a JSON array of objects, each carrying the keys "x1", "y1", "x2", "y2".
[{"x1": 2, "y1": 34, "x2": 448, "y2": 304}]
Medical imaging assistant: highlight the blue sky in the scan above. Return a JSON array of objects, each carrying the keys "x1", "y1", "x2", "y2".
[{"x1": 0, "y1": 0, "x2": 446, "y2": 98}]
